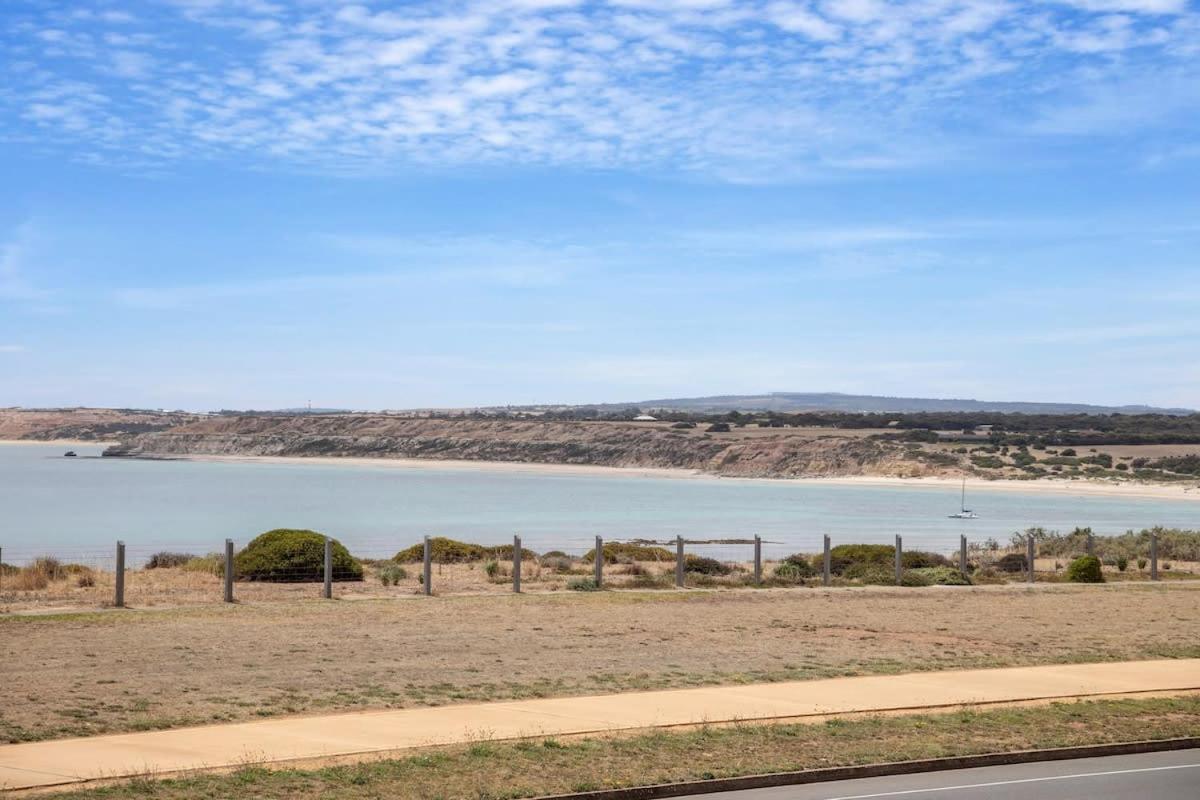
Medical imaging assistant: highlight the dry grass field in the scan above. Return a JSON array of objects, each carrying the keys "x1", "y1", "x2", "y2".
[{"x1": 3, "y1": 582, "x2": 1198, "y2": 744}]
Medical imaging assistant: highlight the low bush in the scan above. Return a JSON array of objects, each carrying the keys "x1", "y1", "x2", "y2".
[
  {"x1": 30, "y1": 557, "x2": 63, "y2": 580},
  {"x1": 540, "y1": 555, "x2": 576, "y2": 574},
  {"x1": 827, "y1": 544, "x2": 894, "y2": 575},
  {"x1": 484, "y1": 560, "x2": 502, "y2": 579},
  {"x1": 844, "y1": 564, "x2": 895, "y2": 585},
  {"x1": 145, "y1": 552, "x2": 196, "y2": 569},
  {"x1": 394, "y1": 538, "x2": 490, "y2": 563},
  {"x1": 378, "y1": 564, "x2": 408, "y2": 586},
  {"x1": 583, "y1": 542, "x2": 674, "y2": 564},
  {"x1": 773, "y1": 562, "x2": 811, "y2": 583},
  {"x1": 1116, "y1": 557, "x2": 1129, "y2": 572},
  {"x1": 684, "y1": 555, "x2": 732, "y2": 576},
  {"x1": 489, "y1": 544, "x2": 539, "y2": 562},
  {"x1": 901, "y1": 551, "x2": 952, "y2": 569},
  {"x1": 911, "y1": 566, "x2": 972, "y2": 586},
  {"x1": 567, "y1": 577, "x2": 600, "y2": 591},
  {"x1": 900, "y1": 570, "x2": 932, "y2": 587},
  {"x1": 0, "y1": 562, "x2": 17, "y2": 576},
  {"x1": 235, "y1": 529, "x2": 363, "y2": 583},
  {"x1": 1137, "y1": 557, "x2": 1148, "y2": 571},
  {"x1": 1066, "y1": 555, "x2": 1104, "y2": 583},
  {"x1": 996, "y1": 553, "x2": 1028, "y2": 573},
  {"x1": 776, "y1": 554, "x2": 817, "y2": 580},
  {"x1": 75, "y1": 570, "x2": 96, "y2": 588}
]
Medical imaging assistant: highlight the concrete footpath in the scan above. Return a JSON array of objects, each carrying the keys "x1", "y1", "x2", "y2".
[{"x1": 2, "y1": 659, "x2": 1198, "y2": 792}]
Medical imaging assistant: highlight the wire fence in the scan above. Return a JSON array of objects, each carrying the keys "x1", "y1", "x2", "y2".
[{"x1": 0, "y1": 531, "x2": 1194, "y2": 613}]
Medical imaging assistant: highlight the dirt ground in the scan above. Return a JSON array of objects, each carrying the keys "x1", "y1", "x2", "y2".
[{"x1": 2, "y1": 582, "x2": 1198, "y2": 744}]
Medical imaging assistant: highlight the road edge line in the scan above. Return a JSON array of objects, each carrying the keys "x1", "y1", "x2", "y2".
[{"x1": 531, "y1": 737, "x2": 1200, "y2": 800}]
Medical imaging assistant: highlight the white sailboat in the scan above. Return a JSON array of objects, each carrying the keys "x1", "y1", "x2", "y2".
[{"x1": 948, "y1": 477, "x2": 978, "y2": 519}]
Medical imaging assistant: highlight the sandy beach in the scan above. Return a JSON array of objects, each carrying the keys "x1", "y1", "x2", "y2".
[{"x1": 152, "y1": 451, "x2": 1200, "y2": 500}]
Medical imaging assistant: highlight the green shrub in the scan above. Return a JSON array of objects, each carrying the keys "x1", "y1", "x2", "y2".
[
  {"x1": 777, "y1": 554, "x2": 817, "y2": 579},
  {"x1": 1137, "y1": 557, "x2": 1148, "y2": 570},
  {"x1": 996, "y1": 553, "x2": 1027, "y2": 573},
  {"x1": 900, "y1": 570, "x2": 932, "y2": 587},
  {"x1": 484, "y1": 560, "x2": 501, "y2": 579},
  {"x1": 489, "y1": 544, "x2": 539, "y2": 561},
  {"x1": 845, "y1": 564, "x2": 895, "y2": 585},
  {"x1": 1116, "y1": 556, "x2": 1128, "y2": 572},
  {"x1": 583, "y1": 542, "x2": 674, "y2": 564},
  {"x1": 901, "y1": 551, "x2": 952, "y2": 569},
  {"x1": 235, "y1": 529, "x2": 363, "y2": 582},
  {"x1": 394, "y1": 538, "x2": 490, "y2": 563},
  {"x1": 911, "y1": 566, "x2": 972, "y2": 585},
  {"x1": 773, "y1": 562, "x2": 811, "y2": 583},
  {"x1": 567, "y1": 577, "x2": 600, "y2": 591},
  {"x1": 684, "y1": 555, "x2": 731, "y2": 575},
  {"x1": 1066, "y1": 555, "x2": 1104, "y2": 583},
  {"x1": 827, "y1": 544, "x2": 894, "y2": 575},
  {"x1": 378, "y1": 564, "x2": 408, "y2": 586},
  {"x1": 145, "y1": 552, "x2": 197, "y2": 569}
]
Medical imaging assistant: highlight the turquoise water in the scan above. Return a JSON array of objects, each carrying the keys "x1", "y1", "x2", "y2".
[{"x1": 3, "y1": 442, "x2": 1198, "y2": 564}]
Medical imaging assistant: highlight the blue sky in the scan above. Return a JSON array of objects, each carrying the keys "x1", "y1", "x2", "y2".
[{"x1": 2, "y1": 0, "x2": 1198, "y2": 411}]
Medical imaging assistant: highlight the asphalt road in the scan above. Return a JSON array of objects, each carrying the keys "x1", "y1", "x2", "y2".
[{"x1": 677, "y1": 750, "x2": 1200, "y2": 799}]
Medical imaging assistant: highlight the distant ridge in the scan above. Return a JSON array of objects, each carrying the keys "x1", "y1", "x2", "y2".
[{"x1": 599, "y1": 392, "x2": 1195, "y2": 416}]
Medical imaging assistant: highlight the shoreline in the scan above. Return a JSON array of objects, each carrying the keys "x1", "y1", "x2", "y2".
[
  {"x1": 121, "y1": 451, "x2": 1200, "y2": 501},
  {"x1": 4, "y1": 440, "x2": 1197, "y2": 500},
  {"x1": 0, "y1": 438, "x2": 119, "y2": 447}
]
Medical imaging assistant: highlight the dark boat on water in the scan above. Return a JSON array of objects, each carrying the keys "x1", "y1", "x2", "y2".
[{"x1": 63, "y1": 451, "x2": 77, "y2": 457}]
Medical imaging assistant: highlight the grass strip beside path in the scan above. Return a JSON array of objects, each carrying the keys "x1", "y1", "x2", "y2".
[{"x1": 40, "y1": 695, "x2": 1200, "y2": 800}]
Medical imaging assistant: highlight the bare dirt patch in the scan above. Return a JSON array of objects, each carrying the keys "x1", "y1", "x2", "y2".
[{"x1": 2, "y1": 583, "x2": 1198, "y2": 743}]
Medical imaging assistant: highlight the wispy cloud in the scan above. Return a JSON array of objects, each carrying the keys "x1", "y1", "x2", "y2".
[
  {"x1": 0, "y1": 344, "x2": 28, "y2": 353},
  {"x1": 2, "y1": 0, "x2": 1196, "y2": 178}
]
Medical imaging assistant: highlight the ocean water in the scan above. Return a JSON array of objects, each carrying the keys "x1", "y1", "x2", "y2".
[{"x1": 3, "y1": 442, "x2": 1198, "y2": 564}]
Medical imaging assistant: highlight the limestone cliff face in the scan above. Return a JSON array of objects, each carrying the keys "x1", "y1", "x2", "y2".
[{"x1": 100, "y1": 415, "x2": 936, "y2": 479}]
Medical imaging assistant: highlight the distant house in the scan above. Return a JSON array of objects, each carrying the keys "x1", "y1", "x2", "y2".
[{"x1": 632, "y1": 414, "x2": 658, "y2": 422}]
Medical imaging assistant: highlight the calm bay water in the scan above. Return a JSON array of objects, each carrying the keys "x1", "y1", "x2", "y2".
[{"x1": 3, "y1": 442, "x2": 1198, "y2": 563}]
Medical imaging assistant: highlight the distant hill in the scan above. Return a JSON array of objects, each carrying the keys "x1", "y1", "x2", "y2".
[{"x1": 597, "y1": 392, "x2": 1195, "y2": 416}]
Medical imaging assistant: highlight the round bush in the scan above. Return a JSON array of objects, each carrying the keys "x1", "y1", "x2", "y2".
[
  {"x1": 778, "y1": 553, "x2": 817, "y2": 578},
  {"x1": 827, "y1": 544, "x2": 894, "y2": 575},
  {"x1": 684, "y1": 555, "x2": 732, "y2": 575},
  {"x1": 845, "y1": 564, "x2": 896, "y2": 585},
  {"x1": 899, "y1": 570, "x2": 932, "y2": 587},
  {"x1": 901, "y1": 551, "x2": 951, "y2": 569},
  {"x1": 235, "y1": 529, "x2": 363, "y2": 582},
  {"x1": 1066, "y1": 555, "x2": 1104, "y2": 583},
  {"x1": 773, "y1": 562, "x2": 810, "y2": 583},
  {"x1": 996, "y1": 553, "x2": 1028, "y2": 573},
  {"x1": 911, "y1": 566, "x2": 972, "y2": 586},
  {"x1": 394, "y1": 537, "x2": 489, "y2": 563},
  {"x1": 583, "y1": 542, "x2": 674, "y2": 564}
]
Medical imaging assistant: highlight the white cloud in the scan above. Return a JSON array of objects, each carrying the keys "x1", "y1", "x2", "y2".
[
  {"x1": 1054, "y1": 0, "x2": 1187, "y2": 13},
  {"x1": 4, "y1": 0, "x2": 1197, "y2": 178},
  {"x1": 0, "y1": 344, "x2": 27, "y2": 353}
]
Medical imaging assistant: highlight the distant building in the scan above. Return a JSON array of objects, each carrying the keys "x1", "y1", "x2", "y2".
[{"x1": 633, "y1": 414, "x2": 658, "y2": 421}]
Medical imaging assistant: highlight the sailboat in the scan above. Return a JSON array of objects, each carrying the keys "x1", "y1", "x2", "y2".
[{"x1": 948, "y1": 477, "x2": 978, "y2": 519}]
